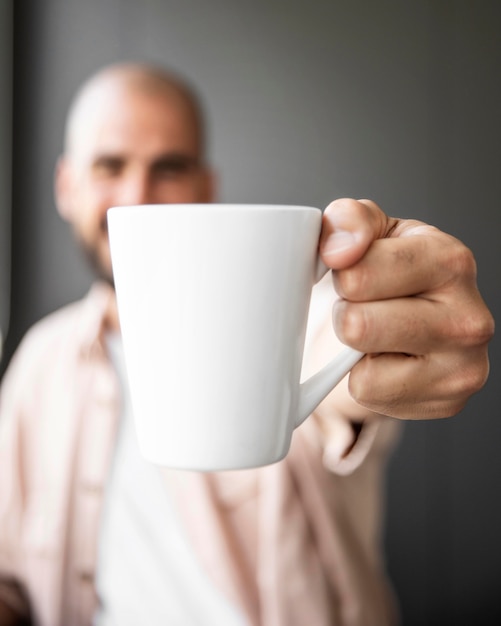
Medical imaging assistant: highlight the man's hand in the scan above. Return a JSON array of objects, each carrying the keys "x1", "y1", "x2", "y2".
[{"x1": 319, "y1": 198, "x2": 494, "y2": 419}]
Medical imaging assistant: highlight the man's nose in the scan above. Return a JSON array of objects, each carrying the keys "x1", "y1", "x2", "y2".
[{"x1": 117, "y1": 171, "x2": 154, "y2": 206}]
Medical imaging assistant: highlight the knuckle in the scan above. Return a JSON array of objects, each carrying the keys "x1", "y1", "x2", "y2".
[
  {"x1": 450, "y1": 306, "x2": 495, "y2": 348},
  {"x1": 437, "y1": 348, "x2": 489, "y2": 406},
  {"x1": 467, "y1": 362, "x2": 491, "y2": 395},
  {"x1": 455, "y1": 359, "x2": 490, "y2": 399},
  {"x1": 468, "y1": 310, "x2": 495, "y2": 346},
  {"x1": 446, "y1": 241, "x2": 477, "y2": 281}
]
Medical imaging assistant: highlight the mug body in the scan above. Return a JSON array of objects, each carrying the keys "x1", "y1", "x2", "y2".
[{"x1": 108, "y1": 203, "x2": 322, "y2": 470}]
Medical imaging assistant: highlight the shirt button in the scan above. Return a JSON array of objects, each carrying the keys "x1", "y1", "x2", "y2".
[{"x1": 77, "y1": 569, "x2": 94, "y2": 583}]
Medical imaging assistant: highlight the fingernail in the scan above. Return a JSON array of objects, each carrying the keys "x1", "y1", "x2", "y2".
[{"x1": 322, "y1": 230, "x2": 357, "y2": 256}]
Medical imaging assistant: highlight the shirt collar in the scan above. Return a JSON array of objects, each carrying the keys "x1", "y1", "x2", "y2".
[{"x1": 77, "y1": 281, "x2": 118, "y2": 359}]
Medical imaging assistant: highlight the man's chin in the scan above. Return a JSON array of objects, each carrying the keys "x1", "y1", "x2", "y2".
[
  {"x1": 94, "y1": 261, "x2": 115, "y2": 289},
  {"x1": 78, "y1": 242, "x2": 115, "y2": 288},
  {"x1": 98, "y1": 271, "x2": 115, "y2": 289}
]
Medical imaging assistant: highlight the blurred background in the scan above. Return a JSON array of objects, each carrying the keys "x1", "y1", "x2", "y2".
[{"x1": 1, "y1": 0, "x2": 500, "y2": 623}]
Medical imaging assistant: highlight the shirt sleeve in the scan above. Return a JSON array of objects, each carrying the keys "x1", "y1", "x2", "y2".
[{"x1": 0, "y1": 342, "x2": 34, "y2": 621}]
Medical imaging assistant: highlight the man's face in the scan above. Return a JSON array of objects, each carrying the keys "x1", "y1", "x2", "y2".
[{"x1": 56, "y1": 84, "x2": 214, "y2": 283}]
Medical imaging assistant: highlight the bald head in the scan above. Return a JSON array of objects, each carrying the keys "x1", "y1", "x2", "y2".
[
  {"x1": 64, "y1": 62, "x2": 207, "y2": 160},
  {"x1": 55, "y1": 62, "x2": 215, "y2": 287}
]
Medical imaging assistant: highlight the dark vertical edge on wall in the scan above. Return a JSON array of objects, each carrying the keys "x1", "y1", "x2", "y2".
[
  {"x1": 0, "y1": 0, "x2": 13, "y2": 369},
  {"x1": 1, "y1": 0, "x2": 41, "y2": 377}
]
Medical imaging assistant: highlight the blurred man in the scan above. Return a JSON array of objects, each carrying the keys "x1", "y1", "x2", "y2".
[{"x1": 0, "y1": 62, "x2": 494, "y2": 626}]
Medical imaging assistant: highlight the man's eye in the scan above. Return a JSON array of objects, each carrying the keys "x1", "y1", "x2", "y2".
[
  {"x1": 93, "y1": 158, "x2": 124, "y2": 177},
  {"x1": 153, "y1": 157, "x2": 197, "y2": 179}
]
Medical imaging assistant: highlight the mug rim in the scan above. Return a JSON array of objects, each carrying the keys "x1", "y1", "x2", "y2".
[{"x1": 107, "y1": 203, "x2": 321, "y2": 216}]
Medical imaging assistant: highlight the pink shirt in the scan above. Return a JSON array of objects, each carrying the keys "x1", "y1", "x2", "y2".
[{"x1": 0, "y1": 281, "x2": 400, "y2": 626}]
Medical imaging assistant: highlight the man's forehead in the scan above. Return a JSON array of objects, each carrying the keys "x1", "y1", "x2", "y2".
[
  {"x1": 68, "y1": 88, "x2": 199, "y2": 161},
  {"x1": 69, "y1": 75, "x2": 192, "y2": 134}
]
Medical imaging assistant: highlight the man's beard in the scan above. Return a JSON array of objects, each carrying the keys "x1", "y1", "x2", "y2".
[{"x1": 75, "y1": 224, "x2": 115, "y2": 288}]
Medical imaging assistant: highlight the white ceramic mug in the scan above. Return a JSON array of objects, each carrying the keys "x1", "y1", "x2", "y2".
[{"x1": 108, "y1": 204, "x2": 363, "y2": 471}]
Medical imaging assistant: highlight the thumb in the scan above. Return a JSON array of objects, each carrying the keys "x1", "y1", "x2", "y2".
[{"x1": 319, "y1": 198, "x2": 398, "y2": 269}]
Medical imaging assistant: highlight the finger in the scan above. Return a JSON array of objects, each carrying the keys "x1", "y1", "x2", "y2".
[
  {"x1": 333, "y1": 293, "x2": 488, "y2": 355},
  {"x1": 332, "y1": 229, "x2": 471, "y2": 302},
  {"x1": 333, "y1": 298, "x2": 439, "y2": 354},
  {"x1": 348, "y1": 348, "x2": 490, "y2": 419},
  {"x1": 319, "y1": 198, "x2": 399, "y2": 269}
]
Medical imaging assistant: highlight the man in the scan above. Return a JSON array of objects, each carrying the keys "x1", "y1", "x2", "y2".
[{"x1": 0, "y1": 62, "x2": 494, "y2": 626}]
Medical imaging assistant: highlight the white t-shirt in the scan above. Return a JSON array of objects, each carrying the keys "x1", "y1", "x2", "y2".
[{"x1": 93, "y1": 333, "x2": 247, "y2": 626}]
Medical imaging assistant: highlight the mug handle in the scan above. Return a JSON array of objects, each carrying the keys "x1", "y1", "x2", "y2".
[{"x1": 295, "y1": 256, "x2": 364, "y2": 427}]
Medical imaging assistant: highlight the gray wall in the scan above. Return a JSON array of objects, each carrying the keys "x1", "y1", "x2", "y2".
[
  {"x1": 3, "y1": 1, "x2": 501, "y2": 624},
  {"x1": 0, "y1": 0, "x2": 12, "y2": 356}
]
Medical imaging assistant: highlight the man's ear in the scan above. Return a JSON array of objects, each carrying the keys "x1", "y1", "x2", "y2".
[{"x1": 54, "y1": 156, "x2": 74, "y2": 222}]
